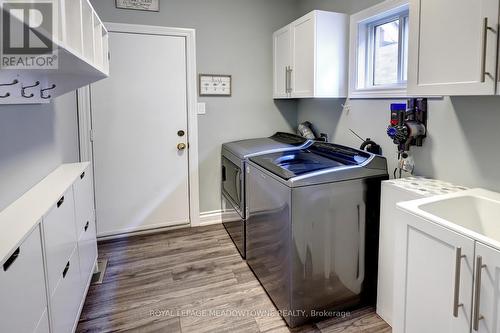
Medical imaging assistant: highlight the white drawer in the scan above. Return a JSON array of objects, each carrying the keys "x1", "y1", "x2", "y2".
[
  {"x1": 43, "y1": 188, "x2": 78, "y2": 296},
  {"x1": 34, "y1": 309, "x2": 50, "y2": 333},
  {"x1": 73, "y1": 167, "x2": 95, "y2": 239},
  {"x1": 0, "y1": 226, "x2": 47, "y2": 333},
  {"x1": 51, "y1": 248, "x2": 82, "y2": 333},
  {"x1": 78, "y1": 218, "x2": 97, "y2": 294}
]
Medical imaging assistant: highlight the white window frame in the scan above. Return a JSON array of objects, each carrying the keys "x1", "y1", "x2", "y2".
[{"x1": 349, "y1": 0, "x2": 409, "y2": 98}]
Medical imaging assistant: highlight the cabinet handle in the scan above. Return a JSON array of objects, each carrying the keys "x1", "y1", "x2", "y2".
[
  {"x1": 80, "y1": 171, "x2": 85, "y2": 179},
  {"x1": 453, "y1": 247, "x2": 465, "y2": 317},
  {"x1": 3, "y1": 247, "x2": 20, "y2": 271},
  {"x1": 285, "y1": 66, "x2": 289, "y2": 94},
  {"x1": 57, "y1": 196, "x2": 64, "y2": 208},
  {"x1": 288, "y1": 67, "x2": 293, "y2": 94},
  {"x1": 62, "y1": 261, "x2": 70, "y2": 278},
  {"x1": 473, "y1": 255, "x2": 486, "y2": 331},
  {"x1": 84, "y1": 221, "x2": 89, "y2": 232},
  {"x1": 222, "y1": 165, "x2": 226, "y2": 182},
  {"x1": 481, "y1": 17, "x2": 495, "y2": 82}
]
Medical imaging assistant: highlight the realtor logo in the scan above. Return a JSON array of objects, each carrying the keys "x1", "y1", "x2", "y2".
[{"x1": 1, "y1": 0, "x2": 58, "y2": 69}]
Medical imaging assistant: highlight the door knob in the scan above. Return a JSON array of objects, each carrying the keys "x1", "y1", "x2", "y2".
[{"x1": 177, "y1": 143, "x2": 187, "y2": 151}]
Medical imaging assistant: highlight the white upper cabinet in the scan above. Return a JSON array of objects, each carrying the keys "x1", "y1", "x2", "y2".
[
  {"x1": 0, "y1": 0, "x2": 109, "y2": 104},
  {"x1": 273, "y1": 10, "x2": 348, "y2": 99},
  {"x1": 407, "y1": 0, "x2": 499, "y2": 96}
]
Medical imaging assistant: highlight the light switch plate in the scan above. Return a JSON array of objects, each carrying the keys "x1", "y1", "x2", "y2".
[{"x1": 197, "y1": 102, "x2": 206, "y2": 115}]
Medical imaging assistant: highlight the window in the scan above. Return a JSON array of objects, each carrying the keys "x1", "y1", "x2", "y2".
[{"x1": 349, "y1": 0, "x2": 409, "y2": 98}]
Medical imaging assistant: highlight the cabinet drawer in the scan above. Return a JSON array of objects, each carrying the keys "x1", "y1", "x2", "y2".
[
  {"x1": 0, "y1": 226, "x2": 47, "y2": 333},
  {"x1": 51, "y1": 249, "x2": 82, "y2": 333},
  {"x1": 43, "y1": 188, "x2": 78, "y2": 296},
  {"x1": 73, "y1": 167, "x2": 94, "y2": 239},
  {"x1": 34, "y1": 309, "x2": 50, "y2": 333},
  {"x1": 78, "y1": 218, "x2": 98, "y2": 292}
]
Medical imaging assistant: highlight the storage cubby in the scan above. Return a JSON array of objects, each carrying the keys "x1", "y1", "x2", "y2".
[
  {"x1": 0, "y1": 0, "x2": 108, "y2": 104},
  {"x1": 81, "y1": 0, "x2": 94, "y2": 62},
  {"x1": 93, "y1": 15, "x2": 103, "y2": 69},
  {"x1": 102, "y1": 30, "x2": 109, "y2": 74},
  {"x1": 63, "y1": 0, "x2": 83, "y2": 54}
]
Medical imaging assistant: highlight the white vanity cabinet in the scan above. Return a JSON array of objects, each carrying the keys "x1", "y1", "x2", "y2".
[
  {"x1": 395, "y1": 207, "x2": 500, "y2": 333},
  {"x1": 0, "y1": 226, "x2": 49, "y2": 333},
  {"x1": 407, "y1": 0, "x2": 500, "y2": 96},
  {"x1": 273, "y1": 10, "x2": 348, "y2": 99},
  {"x1": 394, "y1": 211, "x2": 475, "y2": 333},
  {"x1": 0, "y1": 163, "x2": 96, "y2": 333}
]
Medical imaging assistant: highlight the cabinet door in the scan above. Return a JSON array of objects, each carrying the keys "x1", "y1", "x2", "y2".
[
  {"x1": 78, "y1": 215, "x2": 98, "y2": 294},
  {"x1": 0, "y1": 226, "x2": 48, "y2": 333},
  {"x1": 408, "y1": 0, "x2": 499, "y2": 96},
  {"x1": 473, "y1": 242, "x2": 500, "y2": 333},
  {"x1": 43, "y1": 188, "x2": 78, "y2": 296},
  {"x1": 51, "y1": 249, "x2": 82, "y2": 333},
  {"x1": 394, "y1": 210, "x2": 475, "y2": 333},
  {"x1": 291, "y1": 12, "x2": 315, "y2": 98},
  {"x1": 273, "y1": 26, "x2": 292, "y2": 99},
  {"x1": 73, "y1": 166, "x2": 95, "y2": 239}
]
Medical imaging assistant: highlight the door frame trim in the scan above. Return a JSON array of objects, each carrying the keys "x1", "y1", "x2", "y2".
[{"x1": 77, "y1": 23, "x2": 200, "y2": 230}]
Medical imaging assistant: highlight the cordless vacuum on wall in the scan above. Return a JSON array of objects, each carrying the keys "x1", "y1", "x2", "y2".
[{"x1": 386, "y1": 99, "x2": 427, "y2": 178}]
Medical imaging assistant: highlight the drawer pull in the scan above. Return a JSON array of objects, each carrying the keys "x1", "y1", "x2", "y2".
[
  {"x1": 80, "y1": 172, "x2": 85, "y2": 179},
  {"x1": 453, "y1": 247, "x2": 465, "y2": 317},
  {"x1": 84, "y1": 221, "x2": 89, "y2": 232},
  {"x1": 57, "y1": 196, "x2": 65, "y2": 208},
  {"x1": 62, "y1": 261, "x2": 70, "y2": 278},
  {"x1": 3, "y1": 248, "x2": 20, "y2": 271}
]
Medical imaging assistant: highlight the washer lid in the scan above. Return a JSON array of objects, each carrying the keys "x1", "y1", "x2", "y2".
[
  {"x1": 249, "y1": 142, "x2": 372, "y2": 180},
  {"x1": 222, "y1": 132, "x2": 310, "y2": 159}
]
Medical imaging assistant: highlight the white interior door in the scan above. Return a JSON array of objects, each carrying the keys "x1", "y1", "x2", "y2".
[{"x1": 91, "y1": 31, "x2": 190, "y2": 237}]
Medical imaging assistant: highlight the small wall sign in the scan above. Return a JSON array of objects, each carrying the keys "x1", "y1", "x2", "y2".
[
  {"x1": 116, "y1": 0, "x2": 159, "y2": 12},
  {"x1": 199, "y1": 74, "x2": 232, "y2": 97}
]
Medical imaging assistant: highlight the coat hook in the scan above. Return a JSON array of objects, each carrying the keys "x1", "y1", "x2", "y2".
[
  {"x1": 21, "y1": 81, "x2": 40, "y2": 98},
  {"x1": 40, "y1": 84, "x2": 56, "y2": 99},
  {"x1": 0, "y1": 79, "x2": 19, "y2": 98}
]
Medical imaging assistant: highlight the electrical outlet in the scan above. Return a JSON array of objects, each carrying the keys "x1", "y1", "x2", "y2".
[{"x1": 319, "y1": 133, "x2": 329, "y2": 142}]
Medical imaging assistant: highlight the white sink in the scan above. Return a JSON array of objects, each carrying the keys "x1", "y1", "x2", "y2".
[{"x1": 398, "y1": 188, "x2": 500, "y2": 246}]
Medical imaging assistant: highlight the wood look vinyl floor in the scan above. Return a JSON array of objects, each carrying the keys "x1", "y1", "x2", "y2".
[{"x1": 77, "y1": 224, "x2": 391, "y2": 333}]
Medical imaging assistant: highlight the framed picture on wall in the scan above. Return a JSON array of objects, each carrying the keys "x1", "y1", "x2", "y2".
[
  {"x1": 199, "y1": 74, "x2": 232, "y2": 97},
  {"x1": 116, "y1": 0, "x2": 160, "y2": 12}
]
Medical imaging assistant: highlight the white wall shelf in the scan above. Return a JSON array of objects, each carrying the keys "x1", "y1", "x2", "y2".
[{"x1": 0, "y1": 0, "x2": 109, "y2": 104}]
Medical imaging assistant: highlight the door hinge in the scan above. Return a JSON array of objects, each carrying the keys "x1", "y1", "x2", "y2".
[
  {"x1": 108, "y1": 52, "x2": 111, "y2": 61},
  {"x1": 90, "y1": 129, "x2": 95, "y2": 142}
]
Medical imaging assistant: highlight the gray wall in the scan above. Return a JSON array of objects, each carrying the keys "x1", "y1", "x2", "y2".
[
  {"x1": 0, "y1": 92, "x2": 80, "y2": 211},
  {"x1": 297, "y1": 0, "x2": 500, "y2": 192},
  {"x1": 90, "y1": 0, "x2": 299, "y2": 213}
]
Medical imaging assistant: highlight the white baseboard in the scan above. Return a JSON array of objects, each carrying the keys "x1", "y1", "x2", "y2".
[{"x1": 199, "y1": 210, "x2": 222, "y2": 226}]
